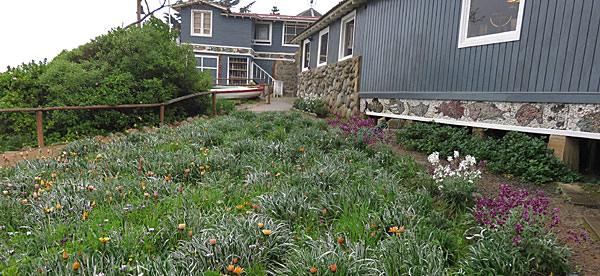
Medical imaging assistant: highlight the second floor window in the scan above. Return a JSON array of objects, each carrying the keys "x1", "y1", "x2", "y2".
[
  {"x1": 192, "y1": 10, "x2": 212, "y2": 36},
  {"x1": 254, "y1": 22, "x2": 272, "y2": 45},
  {"x1": 283, "y1": 23, "x2": 307, "y2": 46}
]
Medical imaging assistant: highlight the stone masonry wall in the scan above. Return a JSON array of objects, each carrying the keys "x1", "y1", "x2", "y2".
[
  {"x1": 297, "y1": 57, "x2": 361, "y2": 118},
  {"x1": 274, "y1": 60, "x2": 298, "y2": 97}
]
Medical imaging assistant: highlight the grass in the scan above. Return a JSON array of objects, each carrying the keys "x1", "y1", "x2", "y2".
[{"x1": 0, "y1": 111, "x2": 575, "y2": 275}]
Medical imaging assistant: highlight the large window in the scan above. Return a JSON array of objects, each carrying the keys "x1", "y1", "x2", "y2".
[
  {"x1": 339, "y1": 11, "x2": 356, "y2": 61},
  {"x1": 254, "y1": 22, "x2": 272, "y2": 45},
  {"x1": 458, "y1": 0, "x2": 526, "y2": 48},
  {"x1": 196, "y1": 56, "x2": 218, "y2": 83},
  {"x1": 283, "y1": 23, "x2": 307, "y2": 46},
  {"x1": 228, "y1": 57, "x2": 248, "y2": 85},
  {"x1": 318, "y1": 27, "x2": 329, "y2": 66},
  {"x1": 191, "y1": 10, "x2": 212, "y2": 37},
  {"x1": 302, "y1": 39, "x2": 311, "y2": 71}
]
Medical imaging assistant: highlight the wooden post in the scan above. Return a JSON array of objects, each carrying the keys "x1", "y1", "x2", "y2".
[
  {"x1": 36, "y1": 110, "x2": 44, "y2": 147},
  {"x1": 137, "y1": 0, "x2": 142, "y2": 27},
  {"x1": 267, "y1": 85, "x2": 271, "y2": 105},
  {"x1": 160, "y1": 105, "x2": 165, "y2": 126},
  {"x1": 548, "y1": 135, "x2": 580, "y2": 172},
  {"x1": 212, "y1": 92, "x2": 217, "y2": 116}
]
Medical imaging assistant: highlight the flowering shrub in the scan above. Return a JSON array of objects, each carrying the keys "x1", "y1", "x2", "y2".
[
  {"x1": 466, "y1": 185, "x2": 587, "y2": 274},
  {"x1": 327, "y1": 114, "x2": 395, "y2": 146},
  {"x1": 428, "y1": 151, "x2": 485, "y2": 185}
]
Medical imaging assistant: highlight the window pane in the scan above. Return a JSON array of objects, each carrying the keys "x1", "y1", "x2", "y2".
[
  {"x1": 467, "y1": 0, "x2": 520, "y2": 38},
  {"x1": 304, "y1": 42, "x2": 310, "y2": 68},
  {"x1": 203, "y1": 12, "x2": 211, "y2": 34},
  {"x1": 344, "y1": 19, "x2": 355, "y2": 56},
  {"x1": 254, "y1": 24, "x2": 270, "y2": 41},
  {"x1": 193, "y1": 12, "x2": 202, "y2": 34},
  {"x1": 319, "y1": 33, "x2": 328, "y2": 64}
]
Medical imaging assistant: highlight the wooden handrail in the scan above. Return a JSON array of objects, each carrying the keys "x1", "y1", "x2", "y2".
[{"x1": 0, "y1": 90, "x2": 218, "y2": 148}]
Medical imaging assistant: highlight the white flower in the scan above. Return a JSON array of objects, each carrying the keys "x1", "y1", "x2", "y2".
[
  {"x1": 447, "y1": 156, "x2": 453, "y2": 162},
  {"x1": 454, "y1": 151, "x2": 460, "y2": 159},
  {"x1": 427, "y1": 152, "x2": 440, "y2": 165}
]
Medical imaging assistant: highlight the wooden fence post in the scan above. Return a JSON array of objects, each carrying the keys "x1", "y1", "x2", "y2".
[
  {"x1": 212, "y1": 92, "x2": 217, "y2": 116},
  {"x1": 160, "y1": 105, "x2": 165, "y2": 126},
  {"x1": 36, "y1": 110, "x2": 44, "y2": 147}
]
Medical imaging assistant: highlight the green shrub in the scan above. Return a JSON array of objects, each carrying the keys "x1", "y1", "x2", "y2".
[
  {"x1": 398, "y1": 122, "x2": 580, "y2": 184},
  {"x1": 293, "y1": 98, "x2": 328, "y2": 118},
  {"x1": 0, "y1": 17, "x2": 212, "y2": 151}
]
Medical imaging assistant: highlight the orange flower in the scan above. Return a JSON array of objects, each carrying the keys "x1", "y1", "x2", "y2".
[
  {"x1": 62, "y1": 251, "x2": 68, "y2": 260},
  {"x1": 227, "y1": 264, "x2": 235, "y2": 272},
  {"x1": 300, "y1": 148, "x2": 305, "y2": 152},
  {"x1": 73, "y1": 262, "x2": 80, "y2": 270},
  {"x1": 338, "y1": 238, "x2": 344, "y2": 244},
  {"x1": 236, "y1": 205, "x2": 243, "y2": 211},
  {"x1": 310, "y1": 267, "x2": 317, "y2": 274},
  {"x1": 262, "y1": 230, "x2": 272, "y2": 236},
  {"x1": 178, "y1": 224, "x2": 186, "y2": 230},
  {"x1": 258, "y1": 223, "x2": 264, "y2": 229},
  {"x1": 330, "y1": 264, "x2": 338, "y2": 272},
  {"x1": 389, "y1": 227, "x2": 399, "y2": 233},
  {"x1": 184, "y1": 169, "x2": 190, "y2": 174},
  {"x1": 233, "y1": 257, "x2": 239, "y2": 264},
  {"x1": 165, "y1": 176, "x2": 170, "y2": 181},
  {"x1": 99, "y1": 237, "x2": 110, "y2": 243},
  {"x1": 233, "y1": 266, "x2": 243, "y2": 274},
  {"x1": 209, "y1": 239, "x2": 216, "y2": 246},
  {"x1": 399, "y1": 226, "x2": 405, "y2": 233}
]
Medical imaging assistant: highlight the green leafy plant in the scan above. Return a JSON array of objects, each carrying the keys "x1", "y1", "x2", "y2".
[{"x1": 292, "y1": 98, "x2": 328, "y2": 118}]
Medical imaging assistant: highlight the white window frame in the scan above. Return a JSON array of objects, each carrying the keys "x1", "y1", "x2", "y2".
[
  {"x1": 195, "y1": 55, "x2": 219, "y2": 83},
  {"x1": 457, "y1": 0, "x2": 526, "y2": 48},
  {"x1": 282, "y1": 23, "x2": 306, "y2": 47},
  {"x1": 253, "y1": 22, "x2": 273, "y2": 46},
  {"x1": 191, "y1": 10, "x2": 213, "y2": 37},
  {"x1": 338, "y1": 10, "x2": 356, "y2": 61},
  {"x1": 302, "y1": 39, "x2": 311, "y2": 71},
  {"x1": 226, "y1": 57, "x2": 250, "y2": 85},
  {"x1": 317, "y1": 27, "x2": 330, "y2": 67}
]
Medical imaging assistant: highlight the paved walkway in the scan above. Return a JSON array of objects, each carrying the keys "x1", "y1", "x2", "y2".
[{"x1": 241, "y1": 97, "x2": 296, "y2": 112}]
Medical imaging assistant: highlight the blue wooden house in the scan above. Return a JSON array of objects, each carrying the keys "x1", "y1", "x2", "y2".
[
  {"x1": 293, "y1": 0, "x2": 600, "y2": 149},
  {"x1": 173, "y1": 0, "x2": 320, "y2": 91}
]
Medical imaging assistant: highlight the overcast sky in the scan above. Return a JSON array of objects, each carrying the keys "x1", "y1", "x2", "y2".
[{"x1": 0, "y1": 0, "x2": 337, "y2": 72}]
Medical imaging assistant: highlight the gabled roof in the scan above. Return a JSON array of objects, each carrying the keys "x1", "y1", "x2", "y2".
[
  {"x1": 291, "y1": 0, "x2": 370, "y2": 43},
  {"x1": 297, "y1": 8, "x2": 322, "y2": 17},
  {"x1": 172, "y1": 0, "x2": 230, "y2": 12},
  {"x1": 225, "y1": 12, "x2": 319, "y2": 23}
]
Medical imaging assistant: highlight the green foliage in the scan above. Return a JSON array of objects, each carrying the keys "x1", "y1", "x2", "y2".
[
  {"x1": 0, "y1": 112, "x2": 577, "y2": 275},
  {"x1": 0, "y1": 17, "x2": 212, "y2": 151},
  {"x1": 292, "y1": 98, "x2": 328, "y2": 118},
  {"x1": 398, "y1": 122, "x2": 581, "y2": 184},
  {"x1": 439, "y1": 177, "x2": 478, "y2": 211}
]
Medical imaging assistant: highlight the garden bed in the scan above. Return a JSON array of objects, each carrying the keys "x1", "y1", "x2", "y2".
[{"x1": 0, "y1": 111, "x2": 595, "y2": 275}]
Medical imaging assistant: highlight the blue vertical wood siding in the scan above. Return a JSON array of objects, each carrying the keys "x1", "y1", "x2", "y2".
[{"x1": 347, "y1": 0, "x2": 600, "y2": 96}]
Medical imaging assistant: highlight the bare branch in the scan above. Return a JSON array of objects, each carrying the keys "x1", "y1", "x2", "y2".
[{"x1": 125, "y1": 0, "x2": 168, "y2": 29}]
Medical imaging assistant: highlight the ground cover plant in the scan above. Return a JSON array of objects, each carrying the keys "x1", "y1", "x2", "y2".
[
  {"x1": 292, "y1": 98, "x2": 328, "y2": 118},
  {"x1": 0, "y1": 17, "x2": 212, "y2": 151},
  {"x1": 397, "y1": 121, "x2": 580, "y2": 184},
  {"x1": 0, "y1": 111, "x2": 583, "y2": 275}
]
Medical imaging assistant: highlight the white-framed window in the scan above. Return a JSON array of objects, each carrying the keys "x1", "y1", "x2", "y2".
[
  {"x1": 317, "y1": 27, "x2": 329, "y2": 67},
  {"x1": 191, "y1": 10, "x2": 212, "y2": 37},
  {"x1": 195, "y1": 55, "x2": 219, "y2": 83},
  {"x1": 282, "y1": 23, "x2": 307, "y2": 46},
  {"x1": 458, "y1": 0, "x2": 526, "y2": 48},
  {"x1": 253, "y1": 22, "x2": 272, "y2": 45},
  {"x1": 227, "y1": 57, "x2": 249, "y2": 85},
  {"x1": 339, "y1": 10, "x2": 356, "y2": 61},
  {"x1": 302, "y1": 39, "x2": 311, "y2": 71}
]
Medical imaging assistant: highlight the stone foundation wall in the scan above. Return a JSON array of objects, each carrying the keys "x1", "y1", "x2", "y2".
[
  {"x1": 361, "y1": 98, "x2": 600, "y2": 137},
  {"x1": 274, "y1": 60, "x2": 298, "y2": 97},
  {"x1": 297, "y1": 57, "x2": 361, "y2": 118}
]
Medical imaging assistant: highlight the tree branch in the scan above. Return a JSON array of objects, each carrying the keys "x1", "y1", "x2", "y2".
[{"x1": 125, "y1": 0, "x2": 168, "y2": 29}]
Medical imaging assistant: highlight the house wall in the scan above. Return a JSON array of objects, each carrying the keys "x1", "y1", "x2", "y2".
[
  {"x1": 355, "y1": 0, "x2": 600, "y2": 98},
  {"x1": 253, "y1": 21, "x2": 301, "y2": 54},
  {"x1": 180, "y1": 5, "x2": 253, "y2": 48}
]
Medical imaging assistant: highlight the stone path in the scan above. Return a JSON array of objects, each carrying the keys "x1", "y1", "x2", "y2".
[{"x1": 240, "y1": 97, "x2": 295, "y2": 112}]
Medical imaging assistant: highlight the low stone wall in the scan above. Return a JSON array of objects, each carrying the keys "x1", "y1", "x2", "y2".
[
  {"x1": 297, "y1": 57, "x2": 361, "y2": 118},
  {"x1": 361, "y1": 98, "x2": 600, "y2": 138}
]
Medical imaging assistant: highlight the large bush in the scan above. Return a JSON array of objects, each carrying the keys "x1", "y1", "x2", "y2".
[
  {"x1": 397, "y1": 122, "x2": 581, "y2": 184},
  {"x1": 0, "y1": 17, "x2": 212, "y2": 150}
]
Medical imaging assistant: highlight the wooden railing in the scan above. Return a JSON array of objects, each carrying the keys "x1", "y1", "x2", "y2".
[{"x1": 0, "y1": 91, "x2": 218, "y2": 148}]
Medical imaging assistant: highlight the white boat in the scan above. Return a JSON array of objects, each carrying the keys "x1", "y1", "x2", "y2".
[{"x1": 211, "y1": 86, "x2": 263, "y2": 99}]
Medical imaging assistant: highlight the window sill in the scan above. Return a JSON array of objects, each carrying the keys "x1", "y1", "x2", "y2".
[
  {"x1": 338, "y1": 54, "x2": 353, "y2": 62},
  {"x1": 191, "y1": 33, "x2": 212, "y2": 37}
]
